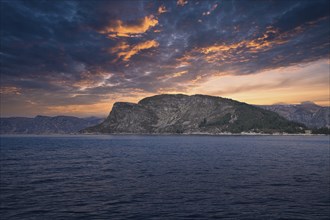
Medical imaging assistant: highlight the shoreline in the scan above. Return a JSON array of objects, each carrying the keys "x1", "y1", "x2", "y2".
[{"x1": 0, "y1": 132, "x2": 327, "y2": 137}]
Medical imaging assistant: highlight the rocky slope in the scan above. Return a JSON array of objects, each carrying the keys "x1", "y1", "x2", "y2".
[
  {"x1": 260, "y1": 102, "x2": 329, "y2": 128},
  {"x1": 0, "y1": 116, "x2": 103, "y2": 134},
  {"x1": 83, "y1": 94, "x2": 306, "y2": 134}
]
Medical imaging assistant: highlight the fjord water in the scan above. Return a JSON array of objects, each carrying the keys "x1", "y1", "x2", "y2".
[{"x1": 0, "y1": 135, "x2": 329, "y2": 219}]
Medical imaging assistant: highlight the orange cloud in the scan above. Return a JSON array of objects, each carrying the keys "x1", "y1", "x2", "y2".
[
  {"x1": 100, "y1": 15, "x2": 158, "y2": 37},
  {"x1": 172, "y1": 70, "x2": 188, "y2": 78},
  {"x1": 0, "y1": 86, "x2": 21, "y2": 95},
  {"x1": 175, "y1": 61, "x2": 190, "y2": 68},
  {"x1": 159, "y1": 70, "x2": 189, "y2": 81},
  {"x1": 200, "y1": 28, "x2": 285, "y2": 55},
  {"x1": 200, "y1": 42, "x2": 242, "y2": 54},
  {"x1": 111, "y1": 40, "x2": 159, "y2": 61},
  {"x1": 177, "y1": 26, "x2": 291, "y2": 64},
  {"x1": 109, "y1": 41, "x2": 130, "y2": 53},
  {"x1": 177, "y1": 0, "x2": 188, "y2": 6},
  {"x1": 158, "y1": 5, "x2": 167, "y2": 14}
]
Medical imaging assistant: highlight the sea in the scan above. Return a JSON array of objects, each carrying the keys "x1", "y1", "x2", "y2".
[{"x1": 0, "y1": 135, "x2": 329, "y2": 219}]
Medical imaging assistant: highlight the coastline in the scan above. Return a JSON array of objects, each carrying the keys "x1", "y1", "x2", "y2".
[
  {"x1": 0, "y1": 132, "x2": 327, "y2": 137},
  {"x1": 79, "y1": 132, "x2": 327, "y2": 136}
]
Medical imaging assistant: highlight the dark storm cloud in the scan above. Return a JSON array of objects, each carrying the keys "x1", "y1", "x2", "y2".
[
  {"x1": 274, "y1": 0, "x2": 330, "y2": 32},
  {"x1": 1, "y1": 0, "x2": 329, "y2": 114}
]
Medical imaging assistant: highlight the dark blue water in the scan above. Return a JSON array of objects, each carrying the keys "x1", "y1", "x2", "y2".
[{"x1": 0, "y1": 135, "x2": 329, "y2": 219}]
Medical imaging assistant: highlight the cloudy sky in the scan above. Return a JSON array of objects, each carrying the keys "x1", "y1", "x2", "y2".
[{"x1": 1, "y1": 0, "x2": 329, "y2": 117}]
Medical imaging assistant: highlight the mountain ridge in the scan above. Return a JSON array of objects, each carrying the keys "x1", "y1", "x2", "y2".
[
  {"x1": 1, "y1": 95, "x2": 328, "y2": 135},
  {"x1": 82, "y1": 94, "x2": 307, "y2": 134},
  {"x1": 0, "y1": 116, "x2": 104, "y2": 134},
  {"x1": 259, "y1": 102, "x2": 329, "y2": 129}
]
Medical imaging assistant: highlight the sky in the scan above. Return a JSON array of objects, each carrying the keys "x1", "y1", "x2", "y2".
[{"x1": 0, "y1": 0, "x2": 329, "y2": 117}]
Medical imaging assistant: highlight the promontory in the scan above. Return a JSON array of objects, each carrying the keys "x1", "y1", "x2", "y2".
[{"x1": 82, "y1": 94, "x2": 306, "y2": 134}]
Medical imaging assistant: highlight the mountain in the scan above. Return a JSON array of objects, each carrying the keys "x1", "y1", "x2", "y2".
[
  {"x1": 82, "y1": 94, "x2": 306, "y2": 134},
  {"x1": 260, "y1": 102, "x2": 329, "y2": 129},
  {"x1": 0, "y1": 116, "x2": 104, "y2": 134}
]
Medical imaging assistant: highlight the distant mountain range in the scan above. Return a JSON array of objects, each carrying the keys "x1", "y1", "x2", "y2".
[
  {"x1": 82, "y1": 94, "x2": 307, "y2": 134},
  {"x1": 0, "y1": 116, "x2": 104, "y2": 134},
  {"x1": 259, "y1": 101, "x2": 329, "y2": 129}
]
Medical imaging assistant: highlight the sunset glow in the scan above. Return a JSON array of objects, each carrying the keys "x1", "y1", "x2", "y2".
[{"x1": 1, "y1": 0, "x2": 329, "y2": 117}]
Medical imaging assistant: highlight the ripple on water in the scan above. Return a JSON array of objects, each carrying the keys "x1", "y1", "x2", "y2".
[{"x1": 0, "y1": 135, "x2": 329, "y2": 219}]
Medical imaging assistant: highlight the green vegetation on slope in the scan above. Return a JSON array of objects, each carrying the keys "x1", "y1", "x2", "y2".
[
  {"x1": 312, "y1": 127, "x2": 330, "y2": 135},
  {"x1": 227, "y1": 103, "x2": 306, "y2": 133},
  {"x1": 199, "y1": 101, "x2": 306, "y2": 134}
]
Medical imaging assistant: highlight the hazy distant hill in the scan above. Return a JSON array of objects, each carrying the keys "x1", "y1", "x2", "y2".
[
  {"x1": 260, "y1": 102, "x2": 329, "y2": 129},
  {"x1": 82, "y1": 94, "x2": 306, "y2": 134},
  {"x1": 0, "y1": 116, "x2": 104, "y2": 134}
]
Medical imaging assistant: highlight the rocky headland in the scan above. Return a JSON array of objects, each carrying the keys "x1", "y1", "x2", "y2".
[{"x1": 82, "y1": 94, "x2": 307, "y2": 134}]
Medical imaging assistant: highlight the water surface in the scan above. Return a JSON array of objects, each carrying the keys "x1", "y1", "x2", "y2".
[{"x1": 0, "y1": 135, "x2": 329, "y2": 219}]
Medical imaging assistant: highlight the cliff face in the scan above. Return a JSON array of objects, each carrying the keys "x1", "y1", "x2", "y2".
[
  {"x1": 260, "y1": 102, "x2": 329, "y2": 128},
  {"x1": 83, "y1": 94, "x2": 306, "y2": 134}
]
